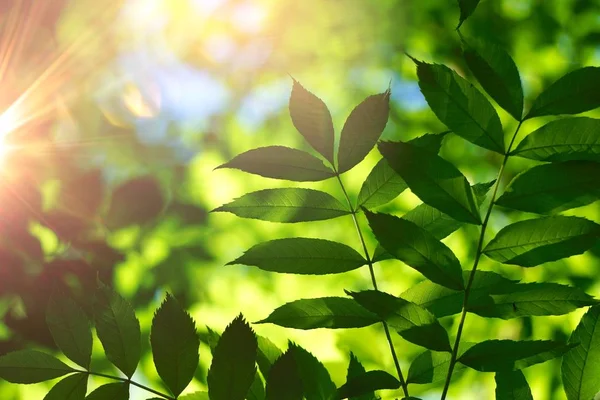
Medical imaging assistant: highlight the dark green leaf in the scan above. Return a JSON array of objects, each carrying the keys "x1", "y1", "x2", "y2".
[
  {"x1": 457, "y1": 0, "x2": 481, "y2": 28},
  {"x1": 86, "y1": 382, "x2": 130, "y2": 400},
  {"x1": 462, "y1": 36, "x2": 523, "y2": 120},
  {"x1": 357, "y1": 158, "x2": 408, "y2": 209},
  {"x1": 257, "y1": 297, "x2": 378, "y2": 329},
  {"x1": 337, "y1": 370, "x2": 399, "y2": 399},
  {"x1": 495, "y1": 370, "x2": 533, "y2": 400},
  {"x1": 379, "y1": 141, "x2": 481, "y2": 224},
  {"x1": 228, "y1": 238, "x2": 367, "y2": 275},
  {"x1": 105, "y1": 176, "x2": 164, "y2": 229},
  {"x1": 289, "y1": 80, "x2": 335, "y2": 163},
  {"x1": 217, "y1": 146, "x2": 335, "y2": 181},
  {"x1": 401, "y1": 270, "x2": 518, "y2": 318},
  {"x1": 94, "y1": 284, "x2": 141, "y2": 378},
  {"x1": 458, "y1": 339, "x2": 576, "y2": 372},
  {"x1": 562, "y1": 305, "x2": 600, "y2": 400},
  {"x1": 44, "y1": 373, "x2": 87, "y2": 400},
  {"x1": 511, "y1": 117, "x2": 600, "y2": 162},
  {"x1": 0, "y1": 350, "x2": 76, "y2": 384},
  {"x1": 265, "y1": 350, "x2": 303, "y2": 400},
  {"x1": 525, "y1": 67, "x2": 600, "y2": 119},
  {"x1": 496, "y1": 162, "x2": 600, "y2": 214},
  {"x1": 365, "y1": 211, "x2": 464, "y2": 290},
  {"x1": 46, "y1": 292, "x2": 93, "y2": 369},
  {"x1": 347, "y1": 290, "x2": 451, "y2": 352},
  {"x1": 407, "y1": 349, "x2": 468, "y2": 385},
  {"x1": 257, "y1": 335, "x2": 283, "y2": 379},
  {"x1": 290, "y1": 343, "x2": 337, "y2": 400},
  {"x1": 208, "y1": 315, "x2": 258, "y2": 400},
  {"x1": 468, "y1": 282, "x2": 598, "y2": 319},
  {"x1": 150, "y1": 294, "x2": 199, "y2": 397},
  {"x1": 338, "y1": 90, "x2": 390, "y2": 173},
  {"x1": 213, "y1": 188, "x2": 350, "y2": 223},
  {"x1": 345, "y1": 353, "x2": 373, "y2": 400},
  {"x1": 415, "y1": 60, "x2": 504, "y2": 153},
  {"x1": 483, "y1": 216, "x2": 600, "y2": 267}
]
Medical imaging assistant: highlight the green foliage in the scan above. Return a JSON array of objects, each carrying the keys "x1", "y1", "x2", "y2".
[{"x1": 494, "y1": 370, "x2": 533, "y2": 400}]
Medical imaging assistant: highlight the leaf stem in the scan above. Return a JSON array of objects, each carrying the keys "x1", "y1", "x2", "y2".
[
  {"x1": 334, "y1": 172, "x2": 410, "y2": 398},
  {"x1": 78, "y1": 369, "x2": 176, "y2": 400},
  {"x1": 440, "y1": 120, "x2": 523, "y2": 400}
]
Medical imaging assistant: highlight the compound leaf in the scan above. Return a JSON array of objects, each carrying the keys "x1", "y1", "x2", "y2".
[{"x1": 228, "y1": 238, "x2": 367, "y2": 275}]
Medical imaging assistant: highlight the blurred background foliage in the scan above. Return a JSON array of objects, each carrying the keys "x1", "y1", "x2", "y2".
[{"x1": 0, "y1": 0, "x2": 599, "y2": 398}]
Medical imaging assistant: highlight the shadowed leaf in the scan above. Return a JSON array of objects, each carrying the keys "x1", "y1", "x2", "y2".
[
  {"x1": 457, "y1": 0, "x2": 481, "y2": 28},
  {"x1": 265, "y1": 350, "x2": 303, "y2": 400},
  {"x1": 86, "y1": 382, "x2": 130, "y2": 400},
  {"x1": 44, "y1": 373, "x2": 87, "y2": 400},
  {"x1": 495, "y1": 370, "x2": 533, "y2": 400},
  {"x1": 290, "y1": 343, "x2": 337, "y2": 400},
  {"x1": 337, "y1": 370, "x2": 399, "y2": 399},
  {"x1": 0, "y1": 350, "x2": 76, "y2": 384}
]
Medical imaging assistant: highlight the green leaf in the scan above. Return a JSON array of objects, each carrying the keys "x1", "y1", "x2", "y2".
[
  {"x1": 179, "y1": 392, "x2": 210, "y2": 400},
  {"x1": 407, "y1": 349, "x2": 468, "y2": 385},
  {"x1": 337, "y1": 370, "x2": 400, "y2": 399},
  {"x1": 150, "y1": 293, "x2": 199, "y2": 397},
  {"x1": 468, "y1": 282, "x2": 598, "y2": 319},
  {"x1": 338, "y1": 90, "x2": 390, "y2": 173},
  {"x1": 46, "y1": 292, "x2": 93, "y2": 369},
  {"x1": 248, "y1": 372, "x2": 266, "y2": 400},
  {"x1": 496, "y1": 162, "x2": 600, "y2": 214},
  {"x1": 462, "y1": 36, "x2": 523, "y2": 120},
  {"x1": 217, "y1": 146, "x2": 335, "y2": 182},
  {"x1": 256, "y1": 297, "x2": 378, "y2": 329},
  {"x1": 495, "y1": 370, "x2": 533, "y2": 400},
  {"x1": 525, "y1": 67, "x2": 600, "y2": 119},
  {"x1": 94, "y1": 284, "x2": 141, "y2": 378},
  {"x1": 458, "y1": 339, "x2": 576, "y2": 372},
  {"x1": 265, "y1": 350, "x2": 303, "y2": 400},
  {"x1": 347, "y1": 290, "x2": 451, "y2": 352},
  {"x1": 86, "y1": 382, "x2": 130, "y2": 400},
  {"x1": 44, "y1": 373, "x2": 87, "y2": 400},
  {"x1": 415, "y1": 60, "x2": 504, "y2": 153},
  {"x1": 562, "y1": 304, "x2": 600, "y2": 400},
  {"x1": 365, "y1": 210, "x2": 464, "y2": 290},
  {"x1": 228, "y1": 238, "x2": 367, "y2": 275},
  {"x1": 289, "y1": 80, "x2": 335, "y2": 163},
  {"x1": 213, "y1": 188, "x2": 350, "y2": 223},
  {"x1": 401, "y1": 270, "x2": 518, "y2": 318},
  {"x1": 511, "y1": 117, "x2": 600, "y2": 162},
  {"x1": 344, "y1": 353, "x2": 373, "y2": 400},
  {"x1": 357, "y1": 158, "x2": 408, "y2": 209},
  {"x1": 290, "y1": 343, "x2": 337, "y2": 400},
  {"x1": 483, "y1": 216, "x2": 600, "y2": 267},
  {"x1": 256, "y1": 335, "x2": 283, "y2": 379},
  {"x1": 401, "y1": 181, "x2": 495, "y2": 240},
  {"x1": 457, "y1": 0, "x2": 481, "y2": 28},
  {"x1": 208, "y1": 314, "x2": 258, "y2": 400},
  {"x1": 379, "y1": 141, "x2": 481, "y2": 224},
  {"x1": 0, "y1": 350, "x2": 76, "y2": 384}
]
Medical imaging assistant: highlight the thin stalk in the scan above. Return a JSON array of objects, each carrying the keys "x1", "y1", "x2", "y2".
[
  {"x1": 440, "y1": 121, "x2": 523, "y2": 400},
  {"x1": 78, "y1": 369, "x2": 176, "y2": 400},
  {"x1": 334, "y1": 172, "x2": 410, "y2": 398}
]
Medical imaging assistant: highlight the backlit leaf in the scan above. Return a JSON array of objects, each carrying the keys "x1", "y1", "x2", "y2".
[
  {"x1": 289, "y1": 80, "x2": 335, "y2": 163},
  {"x1": 86, "y1": 382, "x2": 130, "y2": 400},
  {"x1": 458, "y1": 339, "x2": 576, "y2": 372},
  {"x1": 338, "y1": 90, "x2": 390, "y2": 173},
  {"x1": 290, "y1": 343, "x2": 337, "y2": 400},
  {"x1": 256, "y1": 335, "x2": 283, "y2": 379},
  {"x1": 46, "y1": 292, "x2": 93, "y2": 369},
  {"x1": 44, "y1": 373, "x2": 87, "y2": 400},
  {"x1": 562, "y1": 305, "x2": 600, "y2": 400},
  {"x1": 348, "y1": 290, "x2": 451, "y2": 352},
  {"x1": 407, "y1": 349, "x2": 470, "y2": 385},
  {"x1": 150, "y1": 294, "x2": 199, "y2": 396},
  {"x1": 457, "y1": 0, "x2": 481, "y2": 28},
  {"x1": 265, "y1": 350, "x2": 303, "y2": 400},
  {"x1": 497, "y1": 162, "x2": 600, "y2": 214},
  {"x1": 511, "y1": 117, "x2": 600, "y2": 162},
  {"x1": 213, "y1": 188, "x2": 350, "y2": 223},
  {"x1": 525, "y1": 67, "x2": 600, "y2": 119},
  {"x1": 337, "y1": 370, "x2": 400, "y2": 399},
  {"x1": 365, "y1": 211, "x2": 464, "y2": 290},
  {"x1": 207, "y1": 315, "x2": 258, "y2": 400},
  {"x1": 495, "y1": 370, "x2": 533, "y2": 400},
  {"x1": 0, "y1": 350, "x2": 76, "y2": 384},
  {"x1": 217, "y1": 146, "x2": 335, "y2": 181},
  {"x1": 415, "y1": 60, "x2": 504, "y2": 153},
  {"x1": 257, "y1": 297, "x2": 378, "y2": 329},
  {"x1": 379, "y1": 141, "x2": 481, "y2": 224},
  {"x1": 357, "y1": 158, "x2": 408, "y2": 209},
  {"x1": 463, "y1": 36, "x2": 523, "y2": 120},
  {"x1": 483, "y1": 216, "x2": 600, "y2": 267},
  {"x1": 179, "y1": 392, "x2": 210, "y2": 400},
  {"x1": 228, "y1": 238, "x2": 367, "y2": 275},
  {"x1": 94, "y1": 284, "x2": 141, "y2": 378}
]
